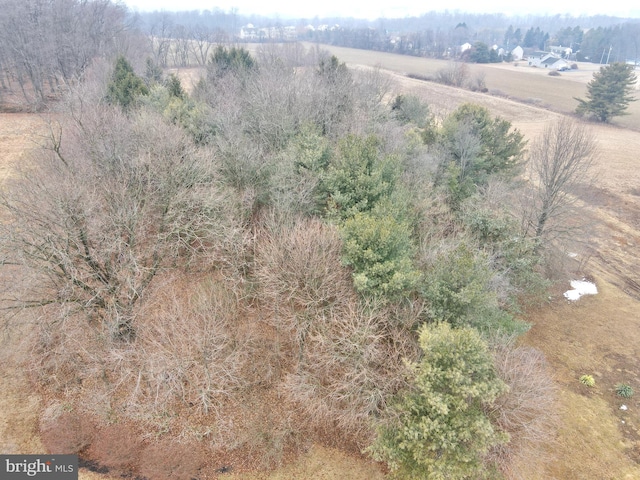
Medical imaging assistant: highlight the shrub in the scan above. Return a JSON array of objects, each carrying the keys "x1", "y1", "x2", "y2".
[
  {"x1": 420, "y1": 243, "x2": 528, "y2": 336},
  {"x1": 368, "y1": 322, "x2": 508, "y2": 479},
  {"x1": 321, "y1": 134, "x2": 400, "y2": 220},
  {"x1": 282, "y1": 301, "x2": 416, "y2": 437},
  {"x1": 548, "y1": 70, "x2": 561, "y2": 76},
  {"x1": 40, "y1": 411, "x2": 95, "y2": 455},
  {"x1": 579, "y1": 374, "x2": 595, "y2": 387},
  {"x1": 486, "y1": 342, "x2": 559, "y2": 478},
  {"x1": 434, "y1": 61, "x2": 469, "y2": 87},
  {"x1": 615, "y1": 383, "x2": 634, "y2": 398},
  {"x1": 106, "y1": 56, "x2": 148, "y2": 110},
  {"x1": 441, "y1": 103, "x2": 526, "y2": 178},
  {"x1": 207, "y1": 45, "x2": 256, "y2": 81},
  {"x1": 341, "y1": 211, "x2": 420, "y2": 299},
  {"x1": 138, "y1": 439, "x2": 206, "y2": 480},
  {"x1": 255, "y1": 216, "x2": 355, "y2": 316},
  {"x1": 391, "y1": 94, "x2": 430, "y2": 127},
  {"x1": 86, "y1": 424, "x2": 143, "y2": 472}
]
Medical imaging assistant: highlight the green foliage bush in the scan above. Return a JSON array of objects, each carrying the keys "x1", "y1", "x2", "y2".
[
  {"x1": 321, "y1": 135, "x2": 400, "y2": 220},
  {"x1": 141, "y1": 84, "x2": 214, "y2": 145},
  {"x1": 460, "y1": 199, "x2": 549, "y2": 307},
  {"x1": 106, "y1": 56, "x2": 149, "y2": 110},
  {"x1": 207, "y1": 45, "x2": 256, "y2": 81},
  {"x1": 420, "y1": 243, "x2": 528, "y2": 336},
  {"x1": 615, "y1": 383, "x2": 634, "y2": 398},
  {"x1": 391, "y1": 94, "x2": 430, "y2": 127},
  {"x1": 579, "y1": 375, "x2": 595, "y2": 387},
  {"x1": 368, "y1": 322, "x2": 508, "y2": 479},
  {"x1": 341, "y1": 211, "x2": 419, "y2": 299},
  {"x1": 441, "y1": 103, "x2": 526, "y2": 178}
]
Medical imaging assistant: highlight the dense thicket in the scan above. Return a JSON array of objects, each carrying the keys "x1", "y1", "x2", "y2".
[{"x1": 0, "y1": 42, "x2": 560, "y2": 479}]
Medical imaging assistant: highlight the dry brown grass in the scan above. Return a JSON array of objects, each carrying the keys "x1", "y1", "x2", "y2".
[{"x1": 307, "y1": 44, "x2": 640, "y2": 130}]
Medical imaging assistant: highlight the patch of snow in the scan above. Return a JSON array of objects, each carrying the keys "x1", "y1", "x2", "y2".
[
  {"x1": 567, "y1": 252, "x2": 578, "y2": 258},
  {"x1": 564, "y1": 279, "x2": 598, "y2": 301},
  {"x1": 620, "y1": 405, "x2": 628, "y2": 411}
]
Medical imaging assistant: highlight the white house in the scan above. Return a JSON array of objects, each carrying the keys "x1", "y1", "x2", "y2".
[
  {"x1": 549, "y1": 45, "x2": 572, "y2": 58},
  {"x1": 511, "y1": 45, "x2": 524, "y2": 61},
  {"x1": 541, "y1": 56, "x2": 570, "y2": 70},
  {"x1": 460, "y1": 42, "x2": 472, "y2": 53},
  {"x1": 240, "y1": 24, "x2": 258, "y2": 40}
]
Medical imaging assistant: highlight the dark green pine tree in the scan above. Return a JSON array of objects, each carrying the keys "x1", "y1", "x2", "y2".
[
  {"x1": 575, "y1": 62, "x2": 638, "y2": 122},
  {"x1": 106, "y1": 56, "x2": 149, "y2": 110}
]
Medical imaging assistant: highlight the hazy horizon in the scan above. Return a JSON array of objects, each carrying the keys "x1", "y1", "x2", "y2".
[{"x1": 123, "y1": 0, "x2": 640, "y2": 21}]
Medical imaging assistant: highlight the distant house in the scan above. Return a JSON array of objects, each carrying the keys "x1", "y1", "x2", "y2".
[
  {"x1": 527, "y1": 51, "x2": 568, "y2": 69},
  {"x1": 460, "y1": 42, "x2": 472, "y2": 53},
  {"x1": 549, "y1": 45, "x2": 572, "y2": 58},
  {"x1": 511, "y1": 45, "x2": 524, "y2": 61},
  {"x1": 527, "y1": 51, "x2": 550, "y2": 67},
  {"x1": 240, "y1": 24, "x2": 258, "y2": 40},
  {"x1": 541, "y1": 56, "x2": 570, "y2": 70}
]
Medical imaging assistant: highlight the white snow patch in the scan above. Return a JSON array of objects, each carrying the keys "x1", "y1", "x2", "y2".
[
  {"x1": 563, "y1": 279, "x2": 598, "y2": 301},
  {"x1": 620, "y1": 404, "x2": 628, "y2": 411},
  {"x1": 567, "y1": 252, "x2": 578, "y2": 258}
]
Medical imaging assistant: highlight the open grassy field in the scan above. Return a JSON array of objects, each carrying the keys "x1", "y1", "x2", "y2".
[
  {"x1": 306, "y1": 43, "x2": 640, "y2": 130},
  {"x1": 2, "y1": 46, "x2": 640, "y2": 479}
]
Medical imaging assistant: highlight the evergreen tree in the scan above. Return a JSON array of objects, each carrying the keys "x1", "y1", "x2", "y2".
[
  {"x1": 106, "y1": 56, "x2": 148, "y2": 110},
  {"x1": 207, "y1": 46, "x2": 256, "y2": 80},
  {"x1": 443, "y1": 103, "x2": 526, "y2": 177},
  {"x1": 575, "y1": 62, "x2": 638, "y2": 122},
  {"x1": 368, "y1": 322, "x2": 508, "y2": 479}
]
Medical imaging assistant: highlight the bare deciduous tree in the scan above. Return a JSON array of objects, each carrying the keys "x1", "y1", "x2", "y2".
[
  {"x1": 0, "y1": 102, "x2": 235, "y2": 340},
  {"x1": 435, "y1": 60, "x2": 469, "y2": 87},
  {"x1": 0, "y1": 0, "x2": 131, "y2": 107},
  {"x1": 522, "y1": 118, "x2": 598, "y2": 244}
]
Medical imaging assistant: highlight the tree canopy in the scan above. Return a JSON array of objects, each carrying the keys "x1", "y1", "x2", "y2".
[
  {"x1": 575, "y1": 62, "x2": 638, "y2": 122},
  {"x1": 368, "y1": 322, "x2": 508, "y2": 479},
  {"x1": 106, "y1": 56, "x2": 149, "y2": 110}
]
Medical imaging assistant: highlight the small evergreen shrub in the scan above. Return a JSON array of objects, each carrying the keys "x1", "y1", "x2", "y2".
[
  {"x1": 341, "y1": 211, "x2": 419, "y2": 299},
  {"x1": 615, "y1": 383, "x2": 634, "y2": 398},
  {"x1": 368, "y1": 322, "x2": 508, "y2": 479},
  {"x1": 579, "y1": 375, "x2": 595, "y2": 387}
]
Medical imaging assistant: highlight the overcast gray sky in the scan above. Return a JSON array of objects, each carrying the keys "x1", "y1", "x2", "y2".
[{"x1": 123, "y1": 0, "x2": 640, "y2": 20}]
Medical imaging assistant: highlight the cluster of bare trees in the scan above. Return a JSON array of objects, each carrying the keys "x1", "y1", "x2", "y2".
[
  {"x1": 0, "y1": 0, "x2": 136, "y2": 107},
  {"x1": 0, "y1": 97, "x2": 239, "y2": 340},
  {"x1": 145, "y1": 12, "x2": 230, "y2": 68}
]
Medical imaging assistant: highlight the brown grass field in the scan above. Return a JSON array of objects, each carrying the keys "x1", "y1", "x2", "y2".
[
  {"x1": 2, "y1": 46, "x2": 640, "y2": 479},
  {"x1": 305, "y1": 43, "x2": 640, "y2": 130}
]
